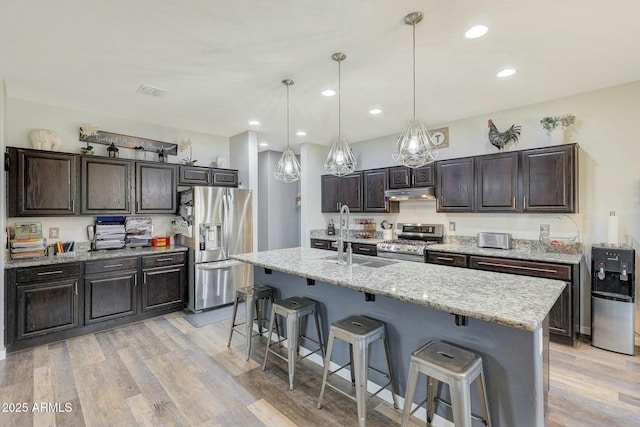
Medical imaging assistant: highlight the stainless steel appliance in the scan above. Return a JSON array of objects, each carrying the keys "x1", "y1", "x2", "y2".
[
  {"x1": 591, "y1": 245, "x2": 635, "y2": 355},
  {"x1": 178, "y1": 187, "x2": 253, "y2": 312},
  {"x1": 477, "y1": 232, "x2": 512, "y2": 249},
  {"x1": 376, "y1": 223, "x2": 444, "y2": 262}
]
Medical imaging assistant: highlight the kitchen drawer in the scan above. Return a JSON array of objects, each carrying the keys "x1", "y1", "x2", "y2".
[
  {"x1": 142, "y1": 252, "x2": 186, "y2": 268},
  {"x1": 310, "y1": 239, "x2": 332, "y2": 250},
  {"x1": 352, "y1": 243, "x2": 377, "y2": 256},
  {"x1": 426, "y1": 251, "x2": 468, "y2": 267},
  {"x1": 16, "y1": 263, "x2": 80, "y2": 283},
  {"x1": 469, "y1": 256, "x2": 571, "y2": 280},
  {"x1": 84, "y1": 257, "x2": 138, "y2": 275}
]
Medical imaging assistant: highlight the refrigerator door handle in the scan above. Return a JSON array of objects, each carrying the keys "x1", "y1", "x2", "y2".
[
  {"x1": 222, "y1": 191, "x2": 231, "y2": 258},
  {"x1": 196, "y1": 260, "x2": 244, "y2": 270}
]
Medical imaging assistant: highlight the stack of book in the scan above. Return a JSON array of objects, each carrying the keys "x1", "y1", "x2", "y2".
[
  {"x1": 10, "y1": 223, "x2": 47, "y2": 259},
  {"x1": 10, "y1": 237, "x2": 47, "y2": 259},
  {"x1": 125, "y1": 216, "x2": 152, "y2": 248},
  {"x1": 94, "y1": 216, "x2": 126, "y2": 250}
]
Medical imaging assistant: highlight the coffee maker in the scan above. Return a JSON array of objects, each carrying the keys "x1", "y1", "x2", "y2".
[{"x1": 591, "y1": 245, "x2": 635, "y2": 355}]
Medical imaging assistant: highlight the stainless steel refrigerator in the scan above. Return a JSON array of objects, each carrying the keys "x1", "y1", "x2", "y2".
[{"x1": 178, "y1": 186, "x2": 253, "y2": 312}]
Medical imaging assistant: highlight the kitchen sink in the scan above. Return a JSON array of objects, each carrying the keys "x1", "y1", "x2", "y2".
[{"x1": 323, "y1": 255, "x2": 397, "y2": 268}]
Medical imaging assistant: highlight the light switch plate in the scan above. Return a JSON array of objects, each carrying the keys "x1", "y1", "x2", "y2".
[
  {"x1": 49, "y1": 227, "x2": 59, "y2": 239},
  {"x1": 449, "y1": 222, "x2": 456, "y2": 232}
]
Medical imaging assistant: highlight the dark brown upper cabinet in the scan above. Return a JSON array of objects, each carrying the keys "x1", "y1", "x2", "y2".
[
  {"x1": 363, "y1": 168, "x2": 398, "y2": 213},
  {"x1": 7, "y1": 147, "x2": 78, "y2": 216},
  {"x1": 436, "y1": 157, "x2": 475, "y2": 212},
  {"x1": 81, "y1": 157, "x2": 133, "y2": 214},
  {"x1": 321, "y1": 172, "x2": 363, "y2": 213},
  {"x1": 178, "y1": 165, "x2": 238, "y2": 187},
  {"x1": 475, "y1": 152, "x2": 519, "y2": 212},
  {"x1": 178, "y1": 165, "x2": 210, "y2": 185},
  {"x1": 520, "y1": 144, "x2": 577, "y2": 213},
  {"x1": 388, "y1": 164, "x2": 434, "y2": 189},
  {"x1": 135, "y1": 162, "x2": 178, "y2": 214}
]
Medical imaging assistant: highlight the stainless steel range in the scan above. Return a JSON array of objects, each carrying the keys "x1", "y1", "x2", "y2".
[{"x1": 376, "y1": 223, "x2": 444, "y2": 262}]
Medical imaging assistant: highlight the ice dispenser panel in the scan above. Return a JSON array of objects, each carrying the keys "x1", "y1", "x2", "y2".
[{"x1": 199, "y1": 223, "x2": 222, "y2": 251}]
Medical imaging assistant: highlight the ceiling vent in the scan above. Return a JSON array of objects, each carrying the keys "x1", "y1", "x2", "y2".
[{"x1": 136, "y1": 84, "x2": 169, "y2": 97}]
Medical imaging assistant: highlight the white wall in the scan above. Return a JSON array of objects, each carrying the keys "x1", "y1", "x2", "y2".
[
  {"x1": 300, "y1": 142, "x2": 330, "y2": 247},
  {"x1": 7, "y1": 98, "x2": 229, "y2": 163},
  {"x1": 258, "y1": 151, "x2": 300, "y2": 251},
  {"x1": 4, "y1": 98, "x2": 230, "y2": 242},
  {"x1": 229, "y1": 131, "x2": 259, "y2": 252},
  {"x1": 343, "y1": 80, "x2": 640, "y2": 339}
]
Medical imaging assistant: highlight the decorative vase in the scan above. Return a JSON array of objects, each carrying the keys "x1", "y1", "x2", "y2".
[{"x1": 548, "y1": 127, "x2": 565, "y2": 145}]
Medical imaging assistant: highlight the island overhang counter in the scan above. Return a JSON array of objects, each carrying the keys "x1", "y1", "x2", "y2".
[{"x1": 231, "y1": 247, "x2": 566, "y2": 426}]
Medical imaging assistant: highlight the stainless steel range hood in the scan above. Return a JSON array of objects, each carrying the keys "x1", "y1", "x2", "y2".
[{"x1": 384, "y1": 187, "x2": 435, "y2": 201}]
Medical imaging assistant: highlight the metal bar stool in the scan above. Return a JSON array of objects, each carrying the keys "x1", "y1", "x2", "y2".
[
  {"x1": 227, "y1": 284, "x2": 279, "y2": 360},
  {"x1": 262, "y1": 296, "x2": 325, "y2": 390},
  {"x1": 401, "y1": 340, "x2": 491, "y2": 427},
  {"x1": 317, "y1": 315, "x2": 399, "y2": 427}
]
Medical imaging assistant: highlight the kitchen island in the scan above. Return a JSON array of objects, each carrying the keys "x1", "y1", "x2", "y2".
[{"x1": 232, "y1": 247, "x2": 566, "y2": 427}]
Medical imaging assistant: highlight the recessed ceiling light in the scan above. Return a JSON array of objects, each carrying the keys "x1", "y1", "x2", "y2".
[
  {"x1": 465, "y1": 25, "x2": 488, "y2": 39},
  {"x1": 296, "y1": 131, "x2": 307, "y2": 136},
  {"x1": 249, "y1": 120, "x2": 260, "y2": 125},
  {"x1": 369, "y1": 108, "x2": 382, "y2": 115},
  {"x1": 322, "y1": 89, "x2": 336, "y2": 96},
  {"x1": 497, "y1": 68, "x2": 516, "y2": 78},
  {"x1": 259, "y1": 142, "x2": 268, "y2": 147}
]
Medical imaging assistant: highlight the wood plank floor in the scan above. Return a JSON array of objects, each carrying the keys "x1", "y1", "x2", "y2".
[{"x1": 0, "y1": 311, "x2": 638, "y2": 426}]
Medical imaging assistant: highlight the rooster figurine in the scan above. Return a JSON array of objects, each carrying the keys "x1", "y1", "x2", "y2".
[{"x1": 488, "y1": 119, "x2": 521, "y2": 151}]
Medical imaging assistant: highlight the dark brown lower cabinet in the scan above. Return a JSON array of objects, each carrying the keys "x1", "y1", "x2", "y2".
[
  {"x1": 5, "y1": 251, "x2": 187, "y2": 353},
  {"x1": 84, "y1": 270, "x2": 137, "y2": 324},
  {"x1": 16, "y1": 279, "x2": 79, "y2": 340},
  {"x1": 141, "y1": 253, "x2": 186, "y2": 311},
  {"x1": 426, "y1": 251, "x2": 580, "y2": 345}
]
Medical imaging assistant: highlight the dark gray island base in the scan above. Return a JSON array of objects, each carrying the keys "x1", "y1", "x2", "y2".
[{"x1": 233, "y1": 248, "x2": 564, "y2": 427}]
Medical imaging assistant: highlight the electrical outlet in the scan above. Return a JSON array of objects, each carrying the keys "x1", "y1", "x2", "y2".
[
  {"x1": 449, "y1": 222, "x2": 456, "y2": 232},
  {"x1": 49, "y1": 227, "x2": 59, "y2": 239}
]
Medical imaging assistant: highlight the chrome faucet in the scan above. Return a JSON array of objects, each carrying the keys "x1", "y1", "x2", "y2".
[{"x1": 337, "y1": 204, "x2": 353, "y2": 265}]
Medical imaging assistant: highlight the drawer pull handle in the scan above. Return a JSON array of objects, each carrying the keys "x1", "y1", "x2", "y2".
[
  {"x1": 359, "y1": 247, "x2": 372, "y2": 252},
  {"x1": 436, "y1": 257, "x2": 454, "y2": 262},
  {"x1": 102, "y1": 263, "x2": 124, "y2": 268},
  {"x1": 155, "y1": 258, "x2": 174, "y2": 262},
  {"x1": 37, "y1": 270, "x2": 63, "y2": 276},
  {"x1": 476, "y1": 261, "x2": 557, "y2": 274}
]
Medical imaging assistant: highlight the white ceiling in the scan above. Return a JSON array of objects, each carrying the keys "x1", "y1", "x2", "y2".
[{"x1": 1, "y1": 0, "x2": 639, "y2": 153}]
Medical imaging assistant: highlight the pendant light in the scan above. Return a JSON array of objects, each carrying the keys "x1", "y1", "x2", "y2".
[
  {"x1": 324, "y1": 52, "x2": 356, "y2": 177},
  {"x1": 392, "y1": 12, "x2": 438, "y2": 168},
  {"x1": 274, "y1": 79, "x2": 302, "y2": 183}
]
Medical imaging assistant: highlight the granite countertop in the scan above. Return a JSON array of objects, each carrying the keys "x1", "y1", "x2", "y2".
[
  {"x1": 310, "y1": 230, "x2": 384, "y2": 244},
  {"x1": 310, "y1": 230, "x2": 583, "y2": 264},
  {"x1": 5, "y1": 245, "x2": 188, "y2": 269},
  {"x1": 231, "y1": 247, "x2": 565, "y2": 332},
  {"x1": 426, "y1": 243, "x2": 583, "y2": 265}
]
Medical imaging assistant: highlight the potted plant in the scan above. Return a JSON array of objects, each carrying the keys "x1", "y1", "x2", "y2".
[
  {"x1": 79, "y1": 124, "x2": 99, "y2": 155},
  {"x1": 540, "y1": 114, "x2": 576, "y2": 132},
  {"x1": 179, "y1": 138, "x2": 197, "y2": 165},
  {"x1": 540, "y1": 114, "x2": 575, "y2": 144}
]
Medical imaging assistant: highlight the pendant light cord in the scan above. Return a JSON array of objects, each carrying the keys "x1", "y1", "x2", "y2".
[
  {"x1": 286, "y1": 83, "x2": 290, "y2": 149},
  {"x1": 412, "y1": 21, "x2": 416, "y2": 120},
  {"x1": 338, "y1": 59, "x2": 342, "y2": 140}
]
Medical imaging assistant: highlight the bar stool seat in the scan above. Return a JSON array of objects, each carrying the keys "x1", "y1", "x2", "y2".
[
  {"x1": 227, "y1": 284, "x2": 278, "y2": 360},
  {"x1": 317, "y1": 315, "x2": 399, "y2": 427},
  {"x1": 401, "y1": 340, "x2": 491, "y2": 427},
  {"x1": 262, "y1": 296, "x2": 325, "y2": 390}
]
